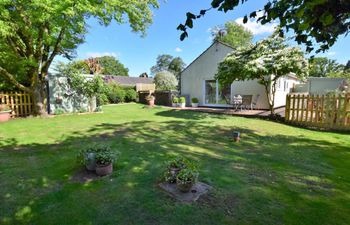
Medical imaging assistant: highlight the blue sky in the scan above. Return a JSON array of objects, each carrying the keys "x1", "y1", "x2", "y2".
[{"x1": 54, "y1": 0, "x2": 350, "y2": 77}]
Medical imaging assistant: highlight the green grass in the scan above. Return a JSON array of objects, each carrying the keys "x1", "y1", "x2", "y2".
[{"x1": 0, "y1": 103, "x2": 349, "y2": 225}]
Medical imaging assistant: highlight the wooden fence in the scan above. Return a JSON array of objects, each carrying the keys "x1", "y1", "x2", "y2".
[
  {"x1": 0, "y1": 92, "x2": 33, "y2": 117},
  {"x1": 285, "y1": 93, "x2": 350, "y2": 130},
  {"x1": 136, "y1": 83, "x2": 155, "y2": 92}
]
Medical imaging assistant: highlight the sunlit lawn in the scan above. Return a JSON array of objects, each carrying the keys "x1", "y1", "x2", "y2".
[{"x1": 0, "y1": 103, "x2": 349, "y2": 225}]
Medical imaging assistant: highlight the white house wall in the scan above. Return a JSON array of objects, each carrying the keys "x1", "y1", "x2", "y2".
[
  {"x1": 231, "y1": 79, "x2": 270, "y2": 109},
  {"x1": 181, "y1": 42, "x2": 233, "y2": 106}
]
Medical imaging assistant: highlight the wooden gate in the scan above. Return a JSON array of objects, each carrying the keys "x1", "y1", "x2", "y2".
[
  {"x1": 0, "y1": 92, "x2": 33, "y2": 117},
  {"x1": 285, "y1": 94, "x2": 350, "y2": 130}
]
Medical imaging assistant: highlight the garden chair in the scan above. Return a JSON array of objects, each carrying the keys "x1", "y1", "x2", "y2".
[
  {"x1": 232, "y1": 95, "x2": 243, "y2": 111},
  {"x1": 241, "y1": 95, "x2": 253, "y2": 110}
]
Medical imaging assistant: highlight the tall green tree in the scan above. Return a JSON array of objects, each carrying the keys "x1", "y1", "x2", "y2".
[
  {"x1": 216, "y1": 31, "x2": 308, "y2": 114},
  {"x1": 309, "y1": 57, "x2": 344, "y2": 77},
  {"x1": 212, "y1": 21, "x2": 253, "y2": 48},
  {"x1": 178, "y1": 0, "x2": 350, "y2": 53},
  {"x1": 150, "y1": 54, "x2": 174, "y2": 75},
  {"x1": 168, "y1": 57, "x2": 186, "y2": 77},
  {"x1": 98, "y1": 56, "x2": 129, "y2": 76},
  {"x1": 151, "y1": 55, "x2": 186, "y2": 78},
  {"x1": 0, "y1": 0, "x2": 158, "y2": 115}
]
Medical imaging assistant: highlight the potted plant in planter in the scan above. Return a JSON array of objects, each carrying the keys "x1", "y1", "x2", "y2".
[
  {"x1": 0, "y1": 104, "x2": 12, "y2": 122},
  {"x1": 179, "y1": 97, "x2": 186, "y2": 108},
  {"x1": 172, "y1": 97, "x2": 179, "y2": 107},
  {"x1": 95, "y1": 145, "x2": 117, "y2": 176},
  {"x1": 78, "y1": 145, "x2": 100, "y2": 171},
  {"x1": 191, "y1": 98, "x2": 199, "y2": 108},
  {"x1": 176, "y1": 168, "x2": 199, "y2": 192},
  {"x1": 164, "y1": 157, "x2": 188, "y2": 183},
  {"x1": 233, "y1": 131, "x2": 240, "y2": 142},
  {"x1": 146, "y1": 94, "x2": 155, "y2": 107}
]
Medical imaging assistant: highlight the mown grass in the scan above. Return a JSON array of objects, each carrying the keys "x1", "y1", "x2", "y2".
[{"x1": 0, "y1": 103, "x2": 349, "y2": 225}]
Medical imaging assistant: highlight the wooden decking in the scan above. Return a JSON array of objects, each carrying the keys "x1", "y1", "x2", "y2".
[{"x1": 174, "y1": 106, "x2": 286, "y2": 118}]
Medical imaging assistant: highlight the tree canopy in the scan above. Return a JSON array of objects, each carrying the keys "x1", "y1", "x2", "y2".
[
  {"x1": 178, "y1": 0, "x2": 350, "y2": 53},
  {"x1": 212, "y1": 21, "x2": 253, "y2": 48},
  {"x1": 308, "y1": 57, "x2": 345, "y2": 78},
  {"x1": 216, "y1": 31, "x2": 308, "y2": 114},
  {"x1": 97, "y1": 56, "x2": 129, "y2": 76},
  {"x1": 151, "y1": 55, "x2": 186, "y2": 77},
  {"x1": 0, "y1": 0, "x2": 158, "y2": 115}
]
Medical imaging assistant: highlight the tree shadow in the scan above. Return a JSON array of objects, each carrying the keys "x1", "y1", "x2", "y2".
[{"x1": 0, "y1": 118, "x2": 349, "y2": 224}]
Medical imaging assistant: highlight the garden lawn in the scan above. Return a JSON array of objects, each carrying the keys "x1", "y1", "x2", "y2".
[{"x1": 0, "y1": 103, "x2": 349, "y2": 225}]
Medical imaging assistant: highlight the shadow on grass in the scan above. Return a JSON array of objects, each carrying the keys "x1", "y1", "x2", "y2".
[{"x1": 0, "y1": 118, "x2": 349, "y2": 225}]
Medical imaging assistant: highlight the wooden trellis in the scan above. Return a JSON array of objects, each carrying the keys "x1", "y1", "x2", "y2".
[
  {"x1": 0, "y1": 92, "x2": 33, "y2": 117},
  {"x1": 285, "y1": 93, "x2": 350, "y2": 130}
]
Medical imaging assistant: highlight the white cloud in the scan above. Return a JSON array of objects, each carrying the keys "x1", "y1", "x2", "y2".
[
  {"x1": 175, "y1": 47, "x2": 183, "y2": 52},
  {"x1": 235, "y1": 12, "x2": 278, "y2": 35},
  {"x1": 327, "y1": 51, "x2": 336, "y2": 56},
  {"x1": 85, "y1": 52, "x2": 120, "y2": 58}
]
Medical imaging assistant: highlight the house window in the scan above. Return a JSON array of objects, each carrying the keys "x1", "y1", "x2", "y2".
[{"x1": 284, "y1": 80, "x2": 289, "y2": 92}]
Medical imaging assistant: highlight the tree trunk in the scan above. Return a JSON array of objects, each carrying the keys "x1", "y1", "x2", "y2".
[
  {"x1": 263, "y1": 83, "x2": 275, "y2": 115},
  {"x1": 31, "y1": 79, "x2": 47, "y2": 116}
]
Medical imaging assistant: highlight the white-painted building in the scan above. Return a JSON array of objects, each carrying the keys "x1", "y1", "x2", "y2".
[{"x1": 180, "y1": 41, "x2": 300, "y2": 109}]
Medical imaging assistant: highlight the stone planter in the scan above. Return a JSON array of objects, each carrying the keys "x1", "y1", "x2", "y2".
[
  {"x1": 96, "y1": 163, "x2": 113, "y2": 176},
  {"x1": 147, "y1": 99, "x2": 155, "y2": 107},
  {"x1": 191, "y1": 103, "x2": 199, "y2": 108},
  {"x1": 233, "y1": 131, "x2": 240, "y2": 142},
  {"x1": 179, "y1": 103, "x2": 186, "y2": 108},
  {"x1": 176, "y1": 178, "x2": 195, "y2": 193},
  {"x1": 172, "y1": 103, "x2": 177, "y2": 107},
  {"x1": 85, "y1": 152, "x2": 96, "y2": 171},
  {"x1": 0, "y1": 111, "x2": 11, "y2": 122}
]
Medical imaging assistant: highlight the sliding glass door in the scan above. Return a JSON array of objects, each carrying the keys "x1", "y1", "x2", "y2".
[{"x1": 204, "y1": 80, "x2": 231, "y2": 106}]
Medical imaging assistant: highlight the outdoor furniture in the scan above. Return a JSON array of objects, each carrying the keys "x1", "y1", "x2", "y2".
[
  {"x1": 232, "y1": 95, "x2": 243, "y2": 111},
  {"x1": 241, "y1": 95, "x2": 253, "y2": 110}
]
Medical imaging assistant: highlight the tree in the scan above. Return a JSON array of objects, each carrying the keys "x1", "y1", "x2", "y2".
[
  {"x1": 151, "y1": 54, "x2": 174, "y2": 75},
  {"x1": 309, "y1": 57, "x2": 344, "y2": 77},
  {"x1": 178, "y1": 0, "x2": 350, "y2": 53},
  {"x1": 151, "y1": 55, "x2": 186, "y2": 78},
  {"x1": 212, "y1": 21, "x2": 253, "y2": 48},
  {"x1": 168, "y1": 57, "x2": 186, "y2": 78},
  {"x1": 154, "y1": 71, "x2": 178, "y2": 91},
  {"x1": 216, "y1": 31, "x2": 308, "y2": 115},
  {"x1": 0, "y1": 0, "x2": 159, "y2": 115},
  {"x1": 98, "y1": 56, "x2": 129, "y2": 76}
]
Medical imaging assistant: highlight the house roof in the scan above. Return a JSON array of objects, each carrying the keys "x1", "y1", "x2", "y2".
[
  {"x1": 103, "y1": 75, "x2": 154, "y2": 86},
  {"x1": 180, "y1": 40, "x2": 235, "y2": 75}
]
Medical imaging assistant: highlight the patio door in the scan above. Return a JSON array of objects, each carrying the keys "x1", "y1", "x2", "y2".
[{"x1": 204, "y1": 80, "x2": 231, "y2": 106}]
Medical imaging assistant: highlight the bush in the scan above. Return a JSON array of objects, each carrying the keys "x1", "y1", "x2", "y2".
[
  {"x1": 124, "y1": 88, "x2": 137, "y2": 102},
  {"x1": 172, "y1": 97, "x2": 179, "y2": 103},
  {"x1": 54, "y1": 108, "x2": 65, "y2": 115},
  {"x1": 106, "y1": 82, "x2": 125, "y2": 103},
  {"x1": 97, "y1": 93, "x2": 109, "y2": 105},
  {"x1": 179, "y1": 97, "x2": 186, "y2": 104},
  {"x1": 154, "y1": 71, "x2": 178, "y2": 91},
  {"x1": 191, "y1": 97, "x2": 199, "y2": 103}
]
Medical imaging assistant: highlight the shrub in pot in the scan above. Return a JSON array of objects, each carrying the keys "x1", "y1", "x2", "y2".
[
  {"x1": 146, "y1": 95, "x2": 155, "y2": 107},
  {"x1": 176, "y1": 168, "x2": 199, "y2": 192},
  {"x1": 191, "y1": 98, "x2": 199, "y2": 108},
  {"x1": 179, "y1": 97, "x2": 186, "y2": 108},
  {"x1": 172, "y1": 97, "x2": 179, "y2": 107},
  {"x1": 0, "y1": 104, "x2": 11, "y2": 122},
  {"x1": 163, "y1": 157, "x2": 188, "y2": 183},
  {"x1": 95, "y1": 145, "x2": 118, "y2": 176},
  {"x1": 78, "y1": 147, "x2": 97, "y2": 171},
  {"x1": 233, "y1": 131, "x2": 240, "y2": 142}
]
